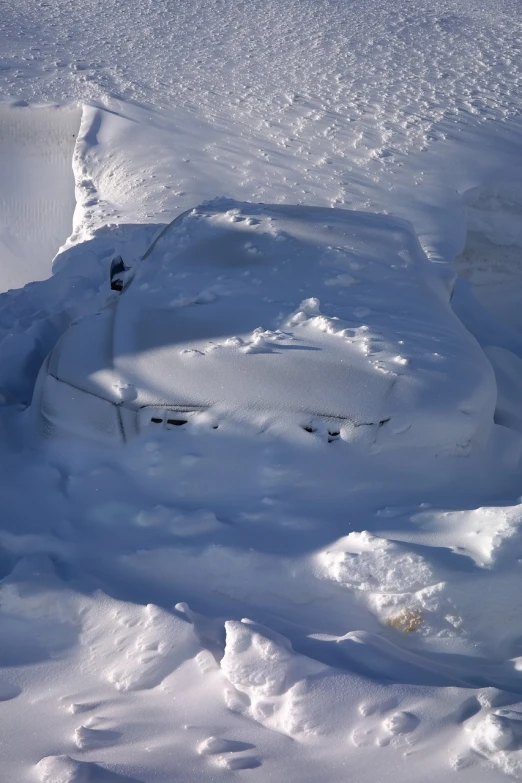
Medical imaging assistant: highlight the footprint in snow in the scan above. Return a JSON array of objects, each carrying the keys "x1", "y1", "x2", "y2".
[
  {"x1": 36, "y1": 753, "x2": 142, "y2": 782},
  {"x1": 377, "y1": 711, "x2": 420, "y2": 746},
  {"x1": 74, "y1": 722, "x2": 121, "y2": 750},
  {"x1": 67, "y1": 700, "x2": 103, "y2": 715},
  {"x1": 358, "y1": 696, "x2": 399, "y2": 717},
  {"x1": 214, "y1": 756, "x2": 262, "y2": 770},
  {"x1": 352, "y1": 700, "x2": 419, "y2": 749},
  {"x1": 198, "y1": 736, "x2": 261, "y2": 770}
]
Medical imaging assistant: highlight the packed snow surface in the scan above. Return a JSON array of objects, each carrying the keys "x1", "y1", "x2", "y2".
[{"x1": 2, "y1": 0, "x2": 522, "y2": 781}]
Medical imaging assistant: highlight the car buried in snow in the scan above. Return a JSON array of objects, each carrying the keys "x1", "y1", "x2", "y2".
[{"x1": 31, "y1": 200, "x2": 495, "y2": 455}]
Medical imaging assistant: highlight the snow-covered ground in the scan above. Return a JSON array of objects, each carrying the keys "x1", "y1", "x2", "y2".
[{"x1": 2, "y1": 0, "x2": 522, "y2": 781}]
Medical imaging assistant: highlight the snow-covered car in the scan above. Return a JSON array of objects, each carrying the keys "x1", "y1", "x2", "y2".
[{"x1": 32, "y1": 200, "x2": 495, "y2": 453}]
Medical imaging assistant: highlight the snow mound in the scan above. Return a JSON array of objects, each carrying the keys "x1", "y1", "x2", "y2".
[
  {"x1": 220, "y1": 618, "x2": 483, "y2": 761},
  {"x1": 36, "y1": 755, "x2": 90, "y2": 783},
  {"x1": 105, "y1": 602, "x2": 202, "y2": 692},
  {"x1": 318, "y1": 530, "x2": 433, "y2": 593},
  {"x1": 221, "y1": 619, "x2": 330, "y2": 737},
  {"x1": 46, "y1": 199, "x2": 498, "y2": 459},
  {"x1": 411, "y1": 504, "x2": 522, "y2": 568},
  {"x1": 35, "y1": 754, "x2": 134, "y2": 782},
  {"x1": 453, "y1": 704, "x2": 522, "y2": 778},
  {"x1": 471, "y1": 711, "x2": 522, "y2": 755}
]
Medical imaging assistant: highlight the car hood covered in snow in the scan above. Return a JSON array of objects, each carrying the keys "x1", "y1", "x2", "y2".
[{"x1": 50, "y1": 201, "x2": 495, "y2": 450}]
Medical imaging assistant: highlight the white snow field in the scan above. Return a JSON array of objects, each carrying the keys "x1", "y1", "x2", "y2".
[{"x1": 2, "y1": 0, "x2": 522, "y2": 781}]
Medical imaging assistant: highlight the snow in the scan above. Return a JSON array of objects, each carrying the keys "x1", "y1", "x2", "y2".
[
  {"x1": 455, "y1": 181, "x2": 522, "y2": 333},
  {"x1": 0, "y1": 105, "x2": 80, "y2": 291},
  {"x1": 2, "y1": 0, "x2": 522, "y2": 781},
  {"x1": 34, "y1": 201, "x2": 497, "y2": 457}
]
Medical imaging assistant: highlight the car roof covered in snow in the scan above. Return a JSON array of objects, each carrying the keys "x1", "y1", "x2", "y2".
[{"x1": 52, "y1": 200, "x2": 495, "y2": 451}]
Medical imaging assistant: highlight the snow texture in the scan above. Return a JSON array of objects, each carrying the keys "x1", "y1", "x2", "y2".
[{"x1": 2, "y1": 0, "x2": 522, "y2": 782}]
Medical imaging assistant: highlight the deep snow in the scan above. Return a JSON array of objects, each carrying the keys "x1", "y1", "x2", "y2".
[
  {"x1": 0, "y1": 105, "x2": 79, "y2": 290},
  {"x1": 2, "y1": 0, "x2": 522, "y2": 782},
  {"x1": 33, "y1": 201, "x2": 495, "y2": 457}
]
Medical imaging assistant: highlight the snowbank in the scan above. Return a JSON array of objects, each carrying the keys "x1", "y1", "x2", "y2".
[{"x1": 0, "y1": 105, "x2": 80, "y2": 292}]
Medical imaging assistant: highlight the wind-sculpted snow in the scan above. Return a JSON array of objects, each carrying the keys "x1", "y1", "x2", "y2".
[
  {"x1": 2, "y1": 0, "x2": 522, "y2": 258},
  {"x1": 2, "y1": 0, "x2": 522, "y2": 160},
  {"x1": 2, "y1": 0, "x2": 522, "y2": 781}
]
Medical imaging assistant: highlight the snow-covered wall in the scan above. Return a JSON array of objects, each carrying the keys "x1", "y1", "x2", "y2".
[{"x1": 0, "y1": 105, "x2": 80, "y2": 292}]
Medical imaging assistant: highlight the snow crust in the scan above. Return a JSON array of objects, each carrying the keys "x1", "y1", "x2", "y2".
[{"x1": 2, "y1": 0, "x2": 522, "y2": 781}]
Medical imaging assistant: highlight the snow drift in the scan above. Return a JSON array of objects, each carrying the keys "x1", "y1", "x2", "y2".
[{"x1": 0, "y1": 105, "x2": 80, "y2": 292}]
